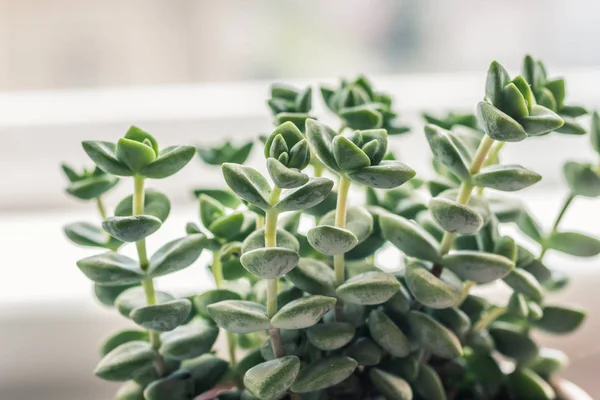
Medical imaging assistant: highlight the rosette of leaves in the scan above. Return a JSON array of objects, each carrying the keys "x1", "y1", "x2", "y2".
[
  {"x1": 267, "y1": 83, "x2": 313, "y2": 132},
  {"x1": 197, "y1": 140, "x2": 254, "y2": 165},
  {"x1": 264, "y1": 122, "x2": 312, "y2": 189},
  {"x1": 478, "y1": 61, "x2": 564, "y2": 142},
  {"x1": 320, "y1": 75, "x2": 410, "y2": 133},
  {"x1": 523, "y1": 55, "x2": 588, "y2": 135}
]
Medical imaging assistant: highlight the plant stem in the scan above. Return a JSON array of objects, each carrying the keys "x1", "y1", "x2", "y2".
[
  {"x1": 265, "y1": 187, "x2": 284, "y2": 358},
  {"x1": 212, "y1": 248, "x2": 237, "y2": 366},
  {"x1": 539, "y1": 192, "x2": 576, "y2": 260},
  {"x1": 477, "y1": 141, "x2": 505, "y2": 196},
  {"x1": 96, "y1": 196, "x2": 108, "y2": 220},
  {"x1": 334, "y1": 176, "x2": 352, "y2": 320},
  {"x1": 456, "y1": 281, "x2": 475, "y2": 306},
  {"x1": 472, "y1": 306, "x2": 507, "y2": 332},
  {"x1": 133, "y1": 176, "x2": 167, "y2": 377},
  {"x1": 256, "y1": 215, "x2": 265, "y2": 230}
]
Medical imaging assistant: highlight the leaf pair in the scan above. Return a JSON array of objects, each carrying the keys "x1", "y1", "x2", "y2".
[
  {"x1": 62, "y1": 164, "x2": 120, "y2": 200},
  {"x1": 308, "y1": 206, "x2": 373, "y2": 255}
]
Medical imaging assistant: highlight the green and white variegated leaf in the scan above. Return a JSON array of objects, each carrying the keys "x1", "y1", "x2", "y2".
[
  {"x1": 240, "y1": 247, "x2": 299, "y2": 279},
  {"x1": 207, "y1": 300, "x2": 271, "y2": 333},
  {"x1": 336, "y1": 271, "x2": 400, "y2": 305},
  {"x1": 380, "y1": 212, "x2": 441, "y2": 263},
  {"x1": 274, "y1": 177, "x2": 334, "y2": 212},
  {"x1": 130, "y1": 299, "x2": 192, "y2": 332},
  {"x1": 222, "y1": 163, "x2": 272, "y2": 210},
  {"x1": 473, "y1": 164, "x2": 542, "y2": 192},
  {"x1": 244, "y1": 356, "x2": 301, "y2": 400},
  {"x1": 285, "y1": 258, "x2": 336, "y2": 296},
  {"x1": 430, "y1": 197, "x2": 483, "y2": 235},
  {"x1": 405, "y1": 263, "x2": 460, "y2": 309},
  {"x1": 271, "y1": 295, "x2": 337, "y2": 329},
  {"x1": 307, "y1": 322, "x2": 355, "y2": 351},
  {"x1": 290, "y1": 356, "x2": 358, "y2": 393},
  {"x1": 159, "y1": 319, "x2": 220, "y2": 361},
  {"x1": 102, "y1": 215, "x2": 162, "y2": 243},
  {"x1": 368, "y1": 308, "x2": 410, "y2": 357},
  {"x1": 94, "y1": 341, "x2": 157, "y2": 381}
]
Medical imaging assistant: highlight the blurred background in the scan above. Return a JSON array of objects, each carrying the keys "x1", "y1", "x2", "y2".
[{"x1": 2, "y1": 0, "x2": 600, "y2": 399}]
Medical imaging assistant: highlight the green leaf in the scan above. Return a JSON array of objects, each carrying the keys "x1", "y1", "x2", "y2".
[
  {"x1": 368, "y1": 308, "x2": 410, "y2": 357},
  {"x1": 147, "y1": 234, "x2": 206, "y2": 277},
  {"x1": 65, "y1": 174, "x2": 120, "y2": 200},
  {"x1": 307, "y1": 225, "x2": 358, "y2": 255},
  {"x1": 534, "y1": 305, "x2": 586, "y2": 334},
  {"x1": 332, "y1": 135, "x2": 371, "y2": 170},
  {"x1": 405, "y1": 262, "x2": 460, "y2": 309},
  {"x1": 275, "y1": 112, "x2": 311, "y2": 132},
  {"x1": 194, "y1": 289, "x2": 241, "y2": 318},
  {"x1": 77, "y1": 252, "x2": 144, "y2": 286},
  {"x1": 64, "y1": 222, "x2": 122, "y2": 250},
  {"x1": 116, "y1": 381, "x2": 145, "y2": 400},
  {"x1": 485, "y1": 60, "x2": 511, "y2": 106},
  {"x1": 100, "y1": 330, "x2": 149, "y2": 356},
  {"x1": 159, "y1": 319, "x2": 219, "y2": 360},
  {"x1": 94, "y1": 341, "x2": 157, "y2": 381},
  {"x1": 442, "y1": 251, "x2": 514, "y2": 283},
  {"x1": 369, "y1": 368, "x2": 413, "y2": 400},
  {"x1": 408, "y1": 311, "x2": 463, "y2": 359},
  {"x1": 193, "y1": 189, "x2": 241, "y2": 209},
  {"x1": 115, "y1": 189, "x2": 171, "y2": 222},
  {"x1": 208, "y1": 300, "x2": 270, "y2": 333},
  {"x1": 591, "y1": 111, "x2": 600, "y2": 155},
  {"x1": 432, "y1": 307, "x2": 472, "y2": 336},
  {"x1": 490, "y1": 323, "x2": 539, "y2": 363},
  {"x1": 240, "y1": 247, "x2": 299, "y2": 279},
  {"x1": 199, "y1": 194, "x2": 224, "y2": 228},
  {"x1": 288, "y1": 139, "x2": 311, "y2": 170},
  {"x1": 264, "y1": 122, "x2": 304, "y2": 158},
  {"x1": 512, "y1": 75, "x2": 535, "y2": 113},
  {"x1": 198, "y1": 141, "x2": 254, "y2": 165},
  {"x1": 124, "y1": 126, "x2": 159, "y2": 153},
  {"x1": 516, "y1": 209, "x2": 544, "y2": 243},
  {"x1": 414, "y1": 364, "x2": 445, "y2": 400},
  {"x1": 291, "y1": 356, "x2": 358, "y2": 393},
  {"x1": 266, "y1": 157, "x2": 309, "y2": 189},
  {"x1": 116, "y1": 138, "x2": 156, "y2": 173},
  {"x1": 102, "y1": 215, "x2": 162, "y2": 242},
  {"x1": 494, "y1": 236, "x2": 517, "y2": 261},
  {"x1": 477, "y1": 101, "x2": 527, "y2": 142},
  {"x1": 563, "y1": 161, "x2": 600, "y2": 197},
  {"x1": 424, "y1": 124, "x2": 471, "y2": 180},
  {"x1": 336, "y1": 271, "x2": 400, "y2": 305},
  {"x1": 130, "y1": 299, "x2": 192, "y2": 332},
  {"x1": 306, "y1": 119, "x2": 341, "y2": 172},
  {"x1": 507, "y1": 369, "x2": 555, "y2": 400},
  {"x1": 560, "y1": 105, "x2": 588, "y2": 118},
  {"x1": 242, "y1": 228, "x2": 300, "y2": 253},
  {"x1": 556, "y1": 116, "x2": 586, "y2": 135},
  {"x1": 285, "y1": 258, "x2": 336, "y2": 296},
  {"x1": 530, "y1": 348, "x2": 568, "y2": 379},
  {"x1": 347, "y1": 161, "x2": 416, "y2": 189},
  {"x1": 181, "y1": 354, "x2": 229, "y2": 394},
  {"x1": 143, "y1": 370, "x2": 194, "y2": 400},
  {"x1": 521, "y1": 105, "x2": 565, "y2": 136},
  {"x1": 307, "y1": 322, "x2": 355, "y2": 351},
  {"x1": 430, "y1": 197, "x2": 483, "y2": 235},
  {"x1": 82, "y1": 141, "x2": 134, "y2": 176},
  {"x1": 508, "y1": 292, "x2": 530, "y2": 318},
  {"x1": 465, "y1": 328, "x2": 495, "y2": 354},
  {"x1": 271, "y1": 295, "x2": 336, "y2": 329},
  {"x1": 503, "y1": 268, "x2": 544, "y2": 302},
  {"x1": 343, "y1": 338, "x2": 382, "y2": 366},
  {"x1": 339, "y1": 105, "x2": 383, "y2": 130},
  {"x1": 274, "y1": 177, "x2": 334, "y2": 212},
  {"x1": 502, "y1": 83, "x2": 529, "y2": 119},
  {"x1": 547, "y1": 231, "x2": 600, "y2": 257},
  {"x1": 114, "y1": 287, "x2": 174, "y2": 318},
  {"x1": 319, "y1": 206, "x2": 374, "y2": 243},
  {"x1": 380, "y1": 213, "x2": 441, "y2": 262},
  {"x1": 474, "y1": 164, "x2": 541, "y2": 192},
  {"x1": 209, "y1": 212, "x2": 246, "y2": 241},
  {"x1": 141, "y1": 145, "x2": 196, "y2": 179},
  {"x1": 244, "y1": 356, "x2": 301, "y2": 400},
  {"x1": 222, "y1": 163, "x2": 271, "y2": 210},
  {"x1": 361, "y1": 129, "x2": 389, "y2": 164}
]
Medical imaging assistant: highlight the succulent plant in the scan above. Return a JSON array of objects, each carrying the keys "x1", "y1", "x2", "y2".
[{"x1": 64, "y1": 58, "x2": 596, "y2": 400}]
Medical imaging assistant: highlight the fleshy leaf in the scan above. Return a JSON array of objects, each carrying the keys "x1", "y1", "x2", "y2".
[
  {"x1": 266, "y1": 157, "x2": 309, "y2": 189},
  {"x1": 306, "y1": 119, "x2": 341, "y2": 172},
  {"x1": 64, "y1": 222, "x2": 122, "y2": 250},
  {"x1": 546, "y1": 231, "x2": 600, "y2": 257},
  {"x1": 94, "y1": 341, "x2": 157, "y2": 381},
  {"x1": 290, "y1": 356, "x2": 358, "y2": 393},
  {"x1": 424, "y1": 124, "x2": 471, "y2": 180},
  {"x1": 77, "y1": 252, "x2": 144, "y2": 286},
  {"x1": 442, "y1": 251, "x2": 514, "y2": 283},
  {"x1": 143, "y1": 370, "x2": 195, "y2": 400},
  {"x1": 343, "y1": 338, "x2": 382, "y2": 366},
  {"x1": 244, "y1": 356, "x2": 301, "y2": 400},
  {"x1": 346, "y1": 161, "x2": 416, "y2": 189},
  {"x1": 534, "y1": 305, "x2": 586, "y2": 334},
  {"x1": 147, "y1": 234, "x2": 206, "y2": 277},
  {"x1": 285, "y1": 258, "x2": 336, "y2": 296},
  {"x1": 141, "y1": 145, "x2": 196, "y2": 179},
  {"x1": 563, "y1": 161, "x2": 600, "y2": 197},
  {"x1": 271, "y1": 295, "x2": 337, "y2": 329},
  {"x1": 116, "y1": 138, "x2": 157, "y2": 173},
  {"x1": 405, "y1": 263, "x2": 460, "y2": 309},
  {"x1": 114, "y1": 287, "x2": 174, "y2": 318},
  {"x1": 339, "y1": 105, "x2": 383, "y2": 130},
  {"x1": 194, "y1": 289, "x2": 241, "y2": 319},
  {"x1": 368, "y1": 308, "x2": 410, "y2": 357},
  {"x1": 102, "y1": 215, "x2": 162, "y2": 243},
  {"x1": 222, "y1": 163, "x2": 271, "y2": 210},
  {"x1": 369, "y1": 368, "x2": 413, "y2": 400},
  {"x1": 336, "y1": 271, "x2": 400, "y2": 305},
  {"x1": 477, "y1": 101, "x2": 527, "y2": 142},
  {"x1": 408, "y1": 311, "x2": 463, "y2": 359},
  {"x1": 65, "y1": 174, "x2": 120, "y2": 200},
  {"x1": 332, "y1": 135, "x2": 371, "y2": 170},
  {"x1": 503, "y1": 268, "x2": 544, "y2": 302},
  {"x1": 130, "y1": 299, "x2": 192, "y2": 332},
  {"x1": 274, "y1": 177, "x2": 334, "y2": 212},
  {"x1": 521, "y1": 105, "x2": 564, "y2": 136},
  {"x1": 242, "y1": 228, "x2": 300, "y2": 253},
  {"x1": 414, "y1": 364, "x2": 445, "y2": 400},
  {"x1": 82, "y1": 141, "x2": 134, "y2": 176},
  {"x1": 507, "y1": 369, "x2": 555, "y2": 400},
  {"x1": 100, "y1": 330, "x2": 149, "y2": 356},
  {"x1": 207, "y1": 300, "x2": 270, "y2": 333},
  {"x1": 159, "y1": 319, "x2": 219, "y2": 360},
  {"x1": 240, "y1": 247, "x2": 299, "y2": 279},
  {"x1": 490, "y1": 323, "x2": 539, "y2": 363},
  {"x1": 380, "y1": 213, "x2": 441, "y2": 262},
  {"x1": 430, "y1": 197, "x2": 483, "y2": 235},
  {"x1": 473, "y1": 164, "x2": 542, "y2": 192},
  {"x1": 115, "y1": 189, "x2": 171, "y2": 222},
  {"x1": 307, "y1": 322, "x2": 355, "y2": 350},
  {"x1": 307, "y1": 225, "x2": 359, "y2": 255}
]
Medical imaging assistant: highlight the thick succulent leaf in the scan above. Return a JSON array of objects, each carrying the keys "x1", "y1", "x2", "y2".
[
  {"x1": 158, "y1": 319, "x2": 219, "y2": 361},
  {"x1": 485, "y1": 61, "x2": 511, "y2": 106},
  {"x1": 275, "y1": 113, "x2": 311, "y2": 133},
  {"x1": 94, "y1": 283, "x2": 138, "y2": 307},
  {"x1": 556, "y1": 116, "x2": 586, "y2": 135},
  {"x1": 346, "y1": 161, "x2": 416, "y2": 189},
  {"x1": 82, "y1": 141, "x2": 134, "y2": 176},
  {"x1": 266, "y1": 157, "x2": 309, "y2": 189},
  {"x1": 65, "y1": 174, "x2": 120, "y2": 200},
  {"x1": 534, "y1": 305, "x2": 586, "y2": 334},
  {"x1": 271, "y1": 295, "x2": 336, "y2": 329},
  {"x1": 244, "y1": 356, "x2": 301, "y2": 400},
  {"x1": 546, "y1": 231, "x2": 600, "y2": 257},
  {"x1": 264, "y1": 122, "x2": 304, "y2": 157},
  {"x1": 442, "y1": 251, "x2": 514, "y2": 284},
  {"x1": 507, "y1": 369, "x2": 555, "y2": 400},
  {"x1": 380, "y1": 213, "x2": 441, "y2": 262},
  {"x1": 332, "y1": 135, "x2": 371, "y2": 170},
  {"x1": 502, "y1": 83, "x2": 529, "y2": 119},
  {"x1": 307, "y1": 225, "x2": 359, "y2": 255},
  {"x1": 530, "y1": 348, "x2": 569, "y2": 379},
  {"x1": 290, "y1": 356, "x2": 358, "y2": 393},
  {"x1": 339, "y1": 105, "x2": 383, "y2": 130},
  {"x1": 494, "y1": 236, "x2": 517, "y2": 261},
  {"x1": 102, "y1": 215, "x2": 162, "y2": 242},
  {"x1": 100, "y1": 330, "x2": 149, "y2": 356},
  {"x1": 114, "y1": 287, "x2": 174, "y2": 317},
  {"x1": 116, "y1": 381, "x2": 145, "y2": 400},
  {"x1": 591, "y1": 111, "x2": 600, "y2": 155},
  {"x1": 430, "y1": 197, "x2": 483, "y2": 235},
  {"x1": 199, "y1": 194, "x2": 225, "y2": 229},
  {"x1": 424, "y1": 124, "x2": 471, "y2": 180},
  {"x1": 408, "y1": 311, "x2": 463, "y2": 359},
  {"x1": 207, "y1": 300, "x2": 270, "y2": 333},
  {"x1": 473, "y1": 164, "x2": 542, "y2": 192},
  {"x1": 369, "y1": 368, "x2": 413, "y2": 400},
  {"x1": 77, "y1": 252, "x2": 144, "y2": 286},
  {"x1": 488, "y1": 195, "x2": 524, "y2": 222},
  {"x1": 130, "y1": 299, "x2": 192, "y2": 332},
  {"x1": 193, "y1": 189, "x2": 241, "y2": 209},
  {"x1": 477, "y1": 101, "x2": 527, "y2": 142},
  {"x1": 209, "y1": 212, "x2": 246, "y2": 241},
  {"x1": 194, "y1": 289, "x2": 241, "y2": 318},
  {"x1": 368, "y1": 308, "x2": 410, "y2": 357},
  {"x1": 563, "y1": 161, "x2": 600, "y2": 197},
  {"x1": 274, "y1": 177, "x2": 334, "y2": 212},
  {"x1": 285, "y1": 258, "x2": 336, "y2": 296},
  {"x1": 490, "y1": 323, "x2": 539, "y2": 363},
  {"x1": 116, "y1": 138, "x2": 157, "y2": 173},
  {"x1": 147, "y1": 234, "x2": 206, "y2": 277},
  {"x1": 115, "y1": 189, "x2": 171, "y2": 222},
  {"x1": 64, "y1": 222, "x2": 122, "y2": 250},
  {"x1": 307, "y1": 322, "x2": 355, "y2": 351},
  {"x1": 508, "y1": 292, "x2": 530, "y2": 318},
  {"x1": 323, "y1": 302, "x2": 366, "y2": 329},
  {"x1": 181, "y1": 354, "x2": 229, "y2": 395},
  {"x1": 405, "y1": 263, "x2": 460, "y2": 309},
  {"x1": 521, "y1": 105, "x2": 564, "y2": 136},
  {"x1": 432, "y1": 307, "x2": 472, "y2": 336},
  {"x1": 361, "y1": 129, "x2": 388, "y2": 165},
  {"x1": 143, "y1": 370, "x2": 195, "y2": 400},
  {"x1": 512, "y1": 75, "x2": 535, "y2": 112},
  {"x1": 222, "y1": 163, "x2": 271, "y2": 210},
  {"x1": 94, "y1": 341, "x2": 157, "y2": 381},
  {"x1": 319, "y1": 206, "x2": 374, "y2": 243},
  {"x1": 343, "y1": 338, "x2": 383, "y2": 366},
  {"x1": 516, "y1": 210, "x2": 544, "y2": 243},
  {"x1": 240, "y1": 247, "x2": 299, "y2": 279},
  {"x1": 336, "y1": 271, "x2": 400, "y2": 305},
  {"x1": 414, "y1": 364, "x2": 445, "y2": 400},
  {"x1": 141, "y1": 145, "x2": 196, "y2": 179},
  {"x1": 503, "y1": 268, "x2": 544, "y2": 302},
  {"x1": 242, "y1": 228, "x2": 300, "y2": 253},
  {"x1": 306, "y1": 119, "x2": 341, "y2": 172}
]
